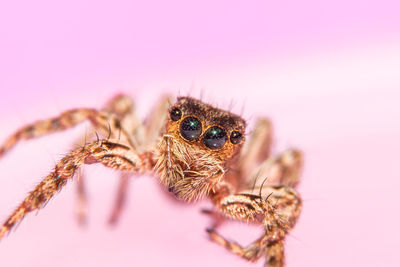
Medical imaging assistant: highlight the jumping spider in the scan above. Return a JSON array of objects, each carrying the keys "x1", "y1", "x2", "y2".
[{"x1": 0, "y1": 94, "x2": 302, "y2": 266}]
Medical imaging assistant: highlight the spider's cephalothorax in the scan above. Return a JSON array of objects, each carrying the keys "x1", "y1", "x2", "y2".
[
  {"x1": 155, "y1": 97, "x2": 246, "y2": 201},
  {"x1": 0, "y1": 94, "x2": 302, "y2": 267}
]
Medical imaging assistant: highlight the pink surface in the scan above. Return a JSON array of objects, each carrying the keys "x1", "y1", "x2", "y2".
[{"x1": 0, "y1": 1, "x2": 400, "y2": 266}]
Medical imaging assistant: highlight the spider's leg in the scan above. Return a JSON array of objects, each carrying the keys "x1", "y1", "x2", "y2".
[
  {"x1": 76, "y1": 170, "x2": 88, "y2": 225},
  {"x1": 108, "y1": 172, "x2": 130, "y2": 225},
  {"x1": 208, "y1": 186, "x2": 301, "y2": 267},
  {"x1": 103, "y1": 94, "x2": 143, "y2": 146},
  {"x1": 238, "y1": 118, "x2": 272, "y2": 180},
  {"x1": 204, "y1": 147, "x2": 302, "y2": 253},
  {"x1": 0, "y1": 107, "x2": 135, "y2": 158},
  {"x1": 0, "y1": 139, "x2": 153, "y2": 240},
  {"x1": 206, "y1": 229, "x2": 268, "y2": 262},
  {"x1": 250, "y1": 149, "x2": 303, "y2": 189},
  {"x1": 201, "y1": 208, "x2": 225, "y2": 229},
  {"x1": 207, "y1": 228, "x2": 285, "y2": 266},
  {"x1": 142, "y1": 95, "x2": 172, "y2": 149},
  {"x1": 207, "y1": 148, "x2": 302, "y2": 265},
  {"x1": 107, "y1": 95, "x2": 171, "y2": 225},
  {"x1": 69, "y1": 94, "x2": 140, "y2": 225}
]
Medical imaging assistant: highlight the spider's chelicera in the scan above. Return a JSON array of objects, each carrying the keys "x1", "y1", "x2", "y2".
[{"x1": 0, "y1": 95, "x2": 303, "y2": 267}]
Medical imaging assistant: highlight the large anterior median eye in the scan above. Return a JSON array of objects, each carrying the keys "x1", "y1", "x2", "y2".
[
  {"x1": 203, "y1": 126, "x2": 227, "y2": 149},
  {"x1": 180, "y1": 117, "x2": 202, "y2": 141}
]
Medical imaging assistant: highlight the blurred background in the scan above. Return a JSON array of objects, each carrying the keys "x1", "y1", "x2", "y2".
[{"x1": 0, "y1": 1, "x2": 399, "y2": 266}]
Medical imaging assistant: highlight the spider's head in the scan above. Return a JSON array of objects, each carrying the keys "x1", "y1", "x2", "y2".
[
  {"x1": 156, "y1": 97, "x2": 246, "y2": 202},
  {"x1": 166, "y1": 96, "x2": 246, "y2": 160}
]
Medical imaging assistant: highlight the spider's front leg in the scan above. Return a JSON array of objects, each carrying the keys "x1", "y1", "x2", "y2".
[
  {"x1": 0, "y1": 100, "x2": 135, "y2": 159},
  {"x1": 0, "y1": 139, "x2": 153, "y2": 240},
  {"x1": 207, "y1": 186, "x2": 302, "y2": 267}
]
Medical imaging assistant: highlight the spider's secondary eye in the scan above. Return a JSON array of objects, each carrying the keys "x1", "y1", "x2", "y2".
[
  {"x1": 180, "y1": 117, "x2": 202, "y2": 141},
  {"x1": 230, "y1": 131, "x2": 242, "y2": 144},
  {"x1": 170, "y1": 108, "x2": 182, "y2": 121},
  {"x1": 203, "y1": 126, "x2": 227, "y2": 149}
]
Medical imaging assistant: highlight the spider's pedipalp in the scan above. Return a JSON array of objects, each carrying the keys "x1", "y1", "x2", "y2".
[{"x1": 0, "y1": 139, "x2": 152, "y2": 240}]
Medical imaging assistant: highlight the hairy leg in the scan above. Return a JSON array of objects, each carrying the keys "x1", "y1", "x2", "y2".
[
  {"x1": 238, "y1": 118, "x2": 272, "y2": 182},
  {"x1": 142, "y1": 95, "x2": 172, "y2": 149},
  {"x1": 0, "y1": 94, "x2": 139, "y2": 225},
  {"x1": 0, "y1": 107, "x2": 135, "y2": 158},
  {"x1": 204, "y1": 147, "x2": 302, "y2": 232},
  {"x1": 103, "y1": 94, "x2": 142, "y2": 148},
  {"x1": 209, "y1": 148, "x2": 302, "y2": 266},
  {"x1": 250, "y1": 149, "x2": 303, "y2": 189},
  {"x1": 0, "y1": 140, "x2": 153, "y2": 240},
  {"x1": 207, "y1": 186, "x2": 301, "y2": 267},
  {"x1": 206, "y1": 229, "x2": 266, "y2": 261},
  {"x1": 68, "y1": 94, "x2": 141, "y2": 225}
]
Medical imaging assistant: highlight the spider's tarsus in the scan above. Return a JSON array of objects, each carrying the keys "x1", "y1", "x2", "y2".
[
  {"x1": 205, "y1": 228, "x2": 214, "y2": 234},
  {"x1": 200, "y1": 208, "x2": 213, "y2": 214}
]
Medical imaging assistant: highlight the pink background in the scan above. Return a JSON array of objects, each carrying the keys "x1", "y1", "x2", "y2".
[{"x1": 0, "y1": 1, "x2": 399, "y2": 266}]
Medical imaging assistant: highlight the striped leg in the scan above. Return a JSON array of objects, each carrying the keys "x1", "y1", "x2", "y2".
[
  {"x1": 0, "y1": 140, "x2": 151, "y2": 240},
  {"x1": 207, "y1": 186, "x2": 301, "y2": 267},
  {"x1": 206, "y1": 229, "x2": 266, "y2": 262},
  {"x1": 0, "y1": 107, "x2": 134, "y2": 158}
]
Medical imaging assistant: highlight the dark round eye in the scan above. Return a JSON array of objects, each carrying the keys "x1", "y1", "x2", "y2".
[
  {"x1": 170, "y1": 108, "x2": 182, "y2": 121},
  {"x1": 203, "y1": 126, "x2": 227, "y2": 149},
  {"x1": 230, "y1": 131, "x2": 242, "y2": 144},
  {"x1": 180, "y1": 117, "x2": 202, "y2": 141}
]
